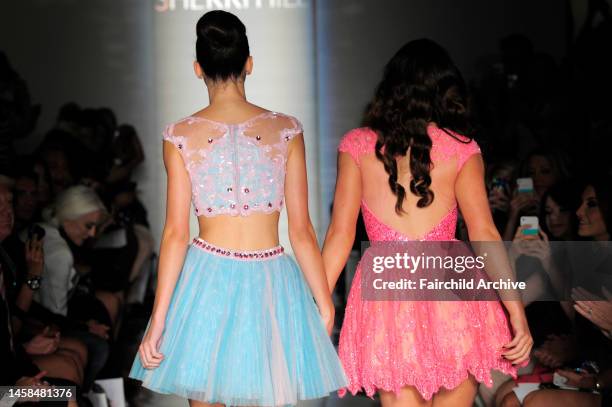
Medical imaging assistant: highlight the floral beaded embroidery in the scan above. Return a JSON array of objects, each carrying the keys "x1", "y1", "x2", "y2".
[
  {"x1": 337, "y1": 128, "x2": 378, "y2": 166},
  {"x1": 162, "y1": 111, "x2": 303, "y2": 217}
]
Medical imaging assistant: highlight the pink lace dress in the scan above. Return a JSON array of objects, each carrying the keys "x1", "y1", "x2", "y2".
[{"x1": 337, "y1": 126, "x2": 518, "y2": 400}]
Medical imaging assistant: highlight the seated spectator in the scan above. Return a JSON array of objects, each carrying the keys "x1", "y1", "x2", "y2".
[
  {"x1": 496, "y1": 177, "x2": 611, "y2": 406},
  {"x1": 0, "y1": 179, "x2": 81, "y2": 406},
  {"x1": 25, "y1": 185, "x2": 115, "y2": 391}
]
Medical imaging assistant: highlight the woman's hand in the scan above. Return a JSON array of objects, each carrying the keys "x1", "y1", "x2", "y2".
[
  {"x1": 512, "y1": 226, "x2": 552, "y2": 268},
  {"x1": 572, "y1": 286, "x2": 612, "y2": 339},
  {"x1": 16, "y1": 371, "x2": 52, "y2": 402},
  {"x1": 316, "y1": 296, "x2": 335, "y2": 337},
  {"x1": 23, "y1": 327, "x2": 60, "y2": 355},
  {"x1": 509, "y1": 192, "x2": 538, "y2": 217},
  {"x1": 502, "y1": 311, "x2": 533, "y2": 365},
  {"x1": 16, "y1": 370, "x2": 50, "y2": 387},
  {"x1": 15, "y1": 370, "x2": 54, "y2": 401},
  {"x1": 509, "y1": 225, "x2": 535, "y2": 260},
  {"x1": 524, "y1": 230, "x2": 552, "y2": 269},
  {"x1": 86, "y1": 319, "x2": 110, "y2": 340},
  {"x1": 25, "y1": 235, "x2": 44, "y2": 277},
  {"x1": 509, "y1": 226, "x2": 529, "y2": 257},
  {"x1": 138, "y1": 321, "x2": 165, "y2": 369}
]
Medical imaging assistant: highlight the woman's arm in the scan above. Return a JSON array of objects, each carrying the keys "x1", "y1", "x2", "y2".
[
  {"x1": 456, "y1": 154, "x2": 533, "y2": 365},
  {"x1": 15, "y1": 237, "x2": 45, "y2": 315},
  {"x1": 150, "y1": 140, "x2": 192, "y2": 327},
  {"x1": 321, "y1": 152, "x2": 362, "y2": 293},
  {"x1": 284, "y1": 134, "x2": 335, "y2": 334},
  {"x1": 139, "y1": 137, "x2": 192, "y2": 369}
]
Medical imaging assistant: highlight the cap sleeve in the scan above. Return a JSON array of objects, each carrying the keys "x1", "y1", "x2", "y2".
[
  {"x1": 281, "y1": 115, "x2": 303, "y2": 141},
  {"x1": 162, "y1": 123, "x2": 175, "y2": 143},
  {"x1": 162, "y1": 122, "x2": 185, "y2": 151},
  {"x1": 456, "y1": 138, "x2": 481, "y2": 172},
  {"x1": 338, "y1": 127, "x2": 377, "y2": 167}
]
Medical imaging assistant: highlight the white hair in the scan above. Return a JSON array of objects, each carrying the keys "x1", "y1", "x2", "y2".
[{"x1": 43, "y1": 185, "x2": 107, "y2": 226}]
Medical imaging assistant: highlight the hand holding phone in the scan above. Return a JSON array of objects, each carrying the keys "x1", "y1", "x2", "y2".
[
  {"x1": 516, "y1": 177, "x2": 534, "y2": 194},
  {"x1": 520, "y1": 216, "x2": 539, "y2": 236},
  {"x1": 510, "y1": 178, "x2": 538, "y2": 216}
]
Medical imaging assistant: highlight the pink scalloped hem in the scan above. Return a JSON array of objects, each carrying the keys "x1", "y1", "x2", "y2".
[{"x1": 337, "y1": 359, "x2": 521, "y2": 401}]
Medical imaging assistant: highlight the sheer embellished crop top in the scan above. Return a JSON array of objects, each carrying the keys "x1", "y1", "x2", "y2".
[{"x1": 162, "y1": 111, "x2": 303, "y2": 217}]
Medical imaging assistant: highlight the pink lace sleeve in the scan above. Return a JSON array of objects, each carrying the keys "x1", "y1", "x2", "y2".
[
  {"x1": 162, "y1": 123, "x2": 172, "y2": 142},
  {"x1": 162, "y1": 123, "x2": 177, "y2": 145},
  {"x1": 338, "y1": 128, "x2": 377, "y2": 167},
  {"x1": 280, "y1": 116, "x2": 303, "y2": 141},
  {"x1": 162, "y1": 122, "x2": 187, "y2": 153},
  {"x1": 456, "y1": 138, "x2": 481, "y2": 172}
]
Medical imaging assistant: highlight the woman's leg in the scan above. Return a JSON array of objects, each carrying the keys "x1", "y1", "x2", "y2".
[
  {"x1": 379, "y1": 386, "x2": 433, "y2": 407},
  {"x1": 432, "y1": 376, "x2": 478, "y2": 407},
  {"x1": 494, "y1": 378, "x2": 522, "y2": 407},
  {"x1": 499, "y1": 392, "x2": 522, "y2": 407},
  {"x1": 63, "y1": 330, "x2": 110, "y2": 392},
  {"x1": 32, "y1": 353, "x2": 83, "y2": 385},
  {"x1": 57, "y1": 336, "x2": 88, "y2": 370}
]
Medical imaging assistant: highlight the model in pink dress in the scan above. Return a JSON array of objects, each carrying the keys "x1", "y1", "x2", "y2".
[{"x1": 322, "y1": 39, "x2": 532, "y2": 406}]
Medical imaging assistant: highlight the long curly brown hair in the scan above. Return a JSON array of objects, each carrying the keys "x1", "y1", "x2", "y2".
[{"x1": 365, "y1": 39, "x2": 474, "y2": 214}]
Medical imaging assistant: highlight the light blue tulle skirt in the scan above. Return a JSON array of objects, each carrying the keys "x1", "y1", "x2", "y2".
[{"x1": 129, "y1": 237, "x2": 347, "y2": 406}]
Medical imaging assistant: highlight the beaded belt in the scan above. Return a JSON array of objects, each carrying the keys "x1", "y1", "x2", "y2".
[{"x1": 192, "y1": 237, "x2": 284, "y2": 260}]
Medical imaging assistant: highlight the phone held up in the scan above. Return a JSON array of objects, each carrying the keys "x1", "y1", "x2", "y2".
[
  {"x1": 27, "y1": 224, "x2": 46, "y2": 240},
  {"x1": 520, "y1": 216, "x2": 539, "y2": 236},
  {"x1": 516, "y1": 177, "x2": 534, "y2": 194}
]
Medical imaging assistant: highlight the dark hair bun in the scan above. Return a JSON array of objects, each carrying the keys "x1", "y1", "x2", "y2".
[{"x1": 196, "y1": 10, "x2": 250, "y2": 81}]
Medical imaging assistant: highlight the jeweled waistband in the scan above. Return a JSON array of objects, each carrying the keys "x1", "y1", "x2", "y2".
[{"x1": 192, "y1": 237, "x2": 284, "y2": 260}]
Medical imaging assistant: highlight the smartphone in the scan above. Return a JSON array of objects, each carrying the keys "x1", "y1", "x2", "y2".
[
  {"x1": 520, "y1": 216, "x2": 539, "y2": 235},
  {"x1": 516, "y1": 177, "x2": 534, "y2": 194},
  {"x1": 27, "y1": 224, "x2": 46, "y2": 240}
]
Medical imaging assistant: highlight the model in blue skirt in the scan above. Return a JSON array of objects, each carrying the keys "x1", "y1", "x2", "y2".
[{"x1": 128, "y1": 10, "x2": 347, "y2": 407}]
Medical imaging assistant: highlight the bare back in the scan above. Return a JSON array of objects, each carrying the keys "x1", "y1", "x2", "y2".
[{"x1": 338, "y1": 124, "x2": 481, "y2": 241}]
